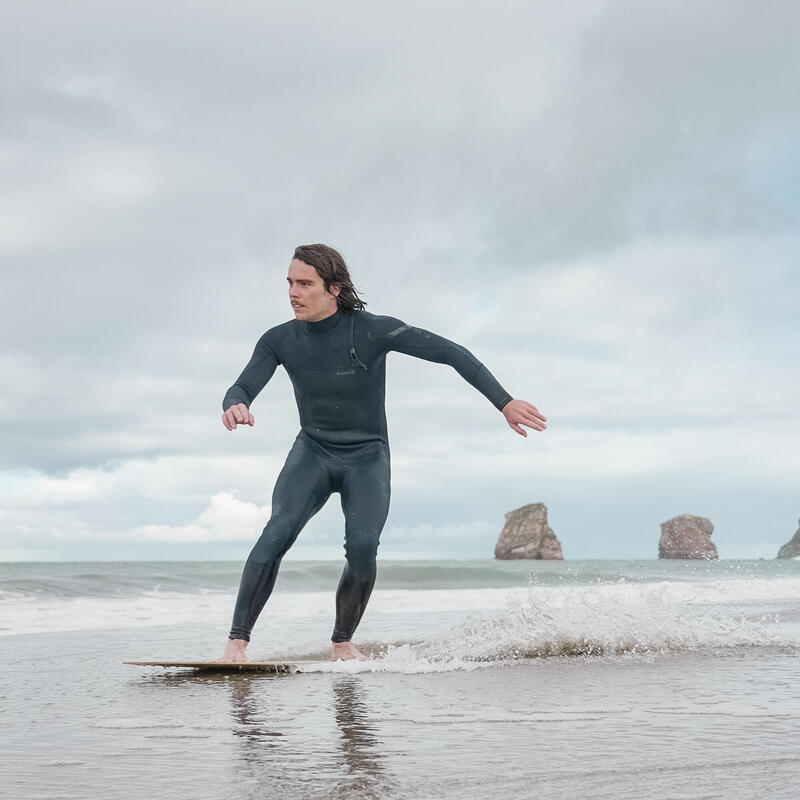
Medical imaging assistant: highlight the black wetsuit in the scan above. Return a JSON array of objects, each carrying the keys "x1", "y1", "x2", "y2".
[{"x1": 223, "y1": 308, "x2": 512, "y2": 642}]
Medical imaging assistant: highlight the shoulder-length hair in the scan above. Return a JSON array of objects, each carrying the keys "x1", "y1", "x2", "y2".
[{"x1": 292, "y1": 243, "x2": 366, "y2": 314}]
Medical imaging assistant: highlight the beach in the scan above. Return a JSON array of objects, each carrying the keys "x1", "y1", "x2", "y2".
[{"x1": 2, "y1": 559, "x2": 799, "y2": 799}]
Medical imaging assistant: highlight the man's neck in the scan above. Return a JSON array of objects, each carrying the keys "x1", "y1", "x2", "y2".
[
  {"x1": 302, "y1": 307, "x2": 341, "y2": 335},
  {"x1": 305, "y1": 307, "x2": 339, "y2": 323}
]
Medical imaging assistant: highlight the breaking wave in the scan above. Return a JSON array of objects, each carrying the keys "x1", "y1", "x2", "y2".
[{"x1": 296, "y1": 579, "x2": 800, "y2": 673}]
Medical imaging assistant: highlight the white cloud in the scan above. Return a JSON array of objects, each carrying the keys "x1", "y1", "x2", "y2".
[
  {"x1": 0, "y1": 452, "x2": 286, "y2": 507},
  {"x1": 129, "y1": 491, "x2": 266, "y2": 543}
]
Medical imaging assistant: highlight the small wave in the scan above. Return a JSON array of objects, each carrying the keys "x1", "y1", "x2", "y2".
[
  {"x1": 296, "y1": 581, "x2": 798, "y2": 674},
  {"x1": 0, "y1": 564, "x2": 242, "y2": 599},
  {"x1": 4, "y1": 558, "x2": 799, "y2": 601}
]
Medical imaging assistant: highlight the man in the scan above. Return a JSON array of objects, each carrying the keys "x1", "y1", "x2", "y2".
[{"x1": 219, "y1": 244, "x2": 547, "y2": 663}]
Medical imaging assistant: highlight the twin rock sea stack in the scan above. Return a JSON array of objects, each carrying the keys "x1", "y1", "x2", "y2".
[
  {"x1": 491, "y1": 503, "x2": 721, "y2": 562},
  {"x1": 493, "y1": 506, "x2": 800, "y2": 560},
  {"x1": 492, "y1": 506, "x2": 721, "y2": 561}
]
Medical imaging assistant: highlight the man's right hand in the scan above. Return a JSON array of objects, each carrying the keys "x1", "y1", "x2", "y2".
[{"x1": 222, "y1": 403, "x2": 255, "y2": 431}]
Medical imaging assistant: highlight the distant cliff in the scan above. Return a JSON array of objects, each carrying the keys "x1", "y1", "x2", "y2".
[
  {"x1": 658, "y1": 515, "x2": 718, "y2": 560},
  {"x1": 777, "y1": 518, "x2": 800, "y2": 559},
  {"x1": 495, "y1": 503, "x2": 563, "y2": 560}
]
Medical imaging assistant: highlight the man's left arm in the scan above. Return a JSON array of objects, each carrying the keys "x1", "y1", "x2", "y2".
[{"x1": 378, "y1": 317, "x2": 547, "y2": 437}]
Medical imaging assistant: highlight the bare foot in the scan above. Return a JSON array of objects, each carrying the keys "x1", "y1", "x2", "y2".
[
  {"x1": 217, "y1": 638, "x2": 248, "y2": 663},
  {"x1": 331, "y1": 641, "x2": 369, "y2": 662}
]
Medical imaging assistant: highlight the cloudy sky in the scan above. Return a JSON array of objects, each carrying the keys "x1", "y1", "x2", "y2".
[{"x1": 2, "y1": 0, "x2": 798, "y2": 562}]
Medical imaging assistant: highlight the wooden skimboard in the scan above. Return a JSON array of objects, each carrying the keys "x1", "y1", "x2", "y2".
[{"x1": 124, "y1": 660, "x2": 325, "y2": 673}]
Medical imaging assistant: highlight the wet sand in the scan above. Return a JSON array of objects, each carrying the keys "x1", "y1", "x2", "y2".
[{"x1": 3, "y1": 625, "x2": 799, "y2": 800}]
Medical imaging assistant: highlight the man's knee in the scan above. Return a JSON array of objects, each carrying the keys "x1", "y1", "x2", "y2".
[
  {"x1": 248, "y1": 514, "x2": 298, "y2": 564},
  {"x1": 343, "y1": 529, "x2": 380, "y2": 574}
]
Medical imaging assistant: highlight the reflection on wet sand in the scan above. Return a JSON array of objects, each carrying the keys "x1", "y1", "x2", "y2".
[
  {"x1": 228, "y1": 677, "x2": 284, "y2": 744},
  {"x1": 222, "y1": 673, "x2": 393, "y2": 799},
  {"x1": 330, "y1": 676, "x2": 391, "y2": 799}
]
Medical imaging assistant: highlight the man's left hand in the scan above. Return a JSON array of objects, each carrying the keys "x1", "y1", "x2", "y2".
[{"x1": 502, "y1": 399, "x2": 547, "y2": 437}]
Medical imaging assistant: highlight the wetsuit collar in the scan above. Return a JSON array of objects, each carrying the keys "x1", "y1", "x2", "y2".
[{"x1": 302, "y1": 308, "x2": 342, "y2": 335}]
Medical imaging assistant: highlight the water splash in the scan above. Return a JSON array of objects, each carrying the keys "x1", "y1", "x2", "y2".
[{"x1": 300, "y1": 579, "x2": 796, "y2": 674}]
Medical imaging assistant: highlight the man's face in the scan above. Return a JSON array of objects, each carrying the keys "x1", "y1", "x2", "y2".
[{"x1": 287, "y1": 259, "x2": 340, "y2": 322}]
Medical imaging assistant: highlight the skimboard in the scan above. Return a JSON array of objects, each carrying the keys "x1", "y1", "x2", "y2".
[{"x1": 124, "y1": 660, "x2": 325, "y2": 673}]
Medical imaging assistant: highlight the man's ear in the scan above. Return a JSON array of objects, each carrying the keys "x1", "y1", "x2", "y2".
[{"x1": 329, "y1": 283, "x2": 341, "y2": 297}]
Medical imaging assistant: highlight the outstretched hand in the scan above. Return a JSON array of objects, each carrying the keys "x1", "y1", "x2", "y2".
[
  {"x1": 222, "y1": 402, "x2": 255, "y2": 431},
  {"x1": 502, "y1": 399, "x2": 547, "y2": 437}
]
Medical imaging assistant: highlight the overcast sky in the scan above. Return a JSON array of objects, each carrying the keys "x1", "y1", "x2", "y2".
[{"x1": 2, "y1": 0, "x2": 798, "y2": 562}]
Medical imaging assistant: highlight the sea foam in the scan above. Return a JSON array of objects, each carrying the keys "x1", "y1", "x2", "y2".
[{"x1": 296, "y1": 579, "x2": 798, "y2": 673}]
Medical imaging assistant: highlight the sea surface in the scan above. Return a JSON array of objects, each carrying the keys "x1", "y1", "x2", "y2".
[{"x1": 1, "y1": 558, "x2": 799, "y2": 799}]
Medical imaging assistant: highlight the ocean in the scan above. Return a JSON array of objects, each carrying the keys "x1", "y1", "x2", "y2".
[{"x1": 2, "y1": 558, "x2": 799, "y2": 799}]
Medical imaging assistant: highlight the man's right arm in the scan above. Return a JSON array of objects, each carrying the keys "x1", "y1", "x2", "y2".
[{"x1": 221, "y1": 332, "x2": 281, "y2": 428}]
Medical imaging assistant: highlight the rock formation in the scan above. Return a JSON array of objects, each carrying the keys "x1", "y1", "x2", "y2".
[
  {"x1": 777, "y1": 518, "x2": 800, "y2": 559},
  {"x1": 658, "y1": 514, "x2": 718, "y2": 559},
  {"x1": 495, "y1": 503, "x2": 563, "y2": 560}
]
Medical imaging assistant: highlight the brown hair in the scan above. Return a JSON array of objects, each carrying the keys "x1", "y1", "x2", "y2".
[{"x1": 292, "y1": 244, "x2": 366, "y2": 314}]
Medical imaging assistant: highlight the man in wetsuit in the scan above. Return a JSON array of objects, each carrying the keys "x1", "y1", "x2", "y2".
[{"x1": 219, "y1": 244, "x2": 547, "y2": 663}]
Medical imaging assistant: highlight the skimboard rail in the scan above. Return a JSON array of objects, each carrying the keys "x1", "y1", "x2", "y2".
[{"x1": 124, "y1": 660, "x2": 324, "y2": 672}]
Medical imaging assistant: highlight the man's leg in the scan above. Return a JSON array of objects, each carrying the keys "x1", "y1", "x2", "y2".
[
  {"x1": 226, "y1": 437, "x2": 332, "y2": 650},
  {"x1": 331, "y1": 442, "x2": 391, "y2": 656}
]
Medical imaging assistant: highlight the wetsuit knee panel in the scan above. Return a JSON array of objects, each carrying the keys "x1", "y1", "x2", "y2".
[
  {"x1": 248, "y1": 515, "x2": 296, "y2": 564},
  {"x1": 343, "y1": 528, "x2": 380, "y2": 571}
]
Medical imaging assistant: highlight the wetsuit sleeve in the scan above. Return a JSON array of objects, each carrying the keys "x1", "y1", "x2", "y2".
[
  {"x1": 222, "y1": 332, "x2": 281, "y2": 411},
  {"x1": 377, "y1": 316, "x2": 513, "y2": 411}
]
